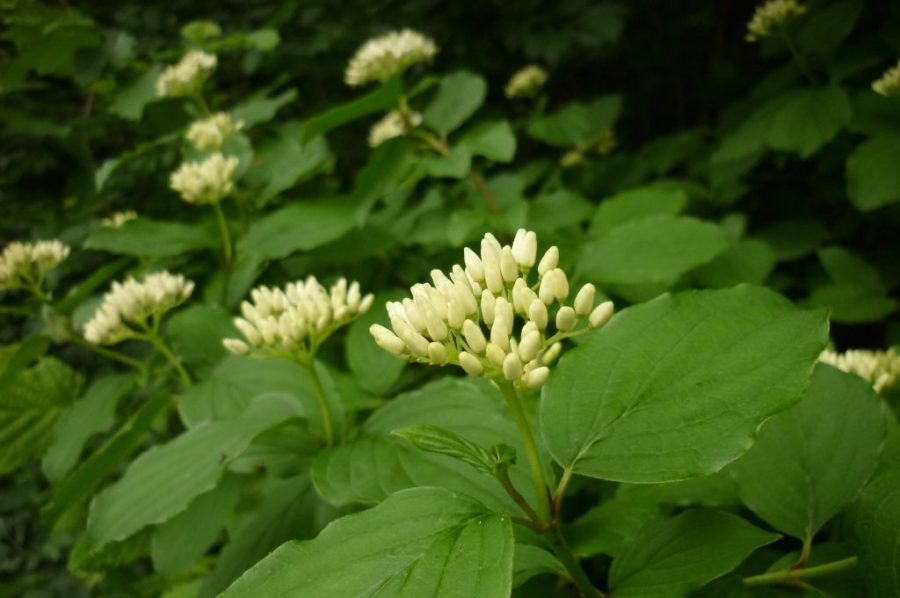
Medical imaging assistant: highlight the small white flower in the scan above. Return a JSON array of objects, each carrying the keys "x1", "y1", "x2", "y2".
[
  {"x1": 746, "y1": 0, "x2": 806, "y2": 42},
  {"x1": 345, "y1": 29, "x2": 437, "y2": 87},
  {"x1": 505, "y1": 65, "x2": 548, "y2": 99},
  {"x1": 156, "y1": 50, "x2": 217, "y2": 98},
  {"x1": 101, "y1": 211, "x2": 138, "y2": 228},
  {"x1": 186, "y1": 112, "x2": 244, "y2": 151},
  {"x1": 818, "y1": 348, "x2": 900, "y2": 393},
  {"x1": 170, "y1": 153, "x2": 239, "y2": 204},
  {"x1": 368, "y1": 109, "x2": 422, "y2": 148},
  {"x1": 0, "y1": 240, "x2": 70, "y2": 292},
  {"x1": 872, "y1": 60, "x2": 900, "y2": 97}
]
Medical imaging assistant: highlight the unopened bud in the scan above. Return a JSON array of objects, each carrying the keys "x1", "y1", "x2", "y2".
[
  {"x1": 550, "y1": 269, "x2": 569, "y2": 301},
  {"x1": 481, "y1": 290, "x2": 496, "y2": 326},
  {"x1": 459, "y1": 351, "x2": 484, "y2": 376},
  {"x1": 500, "y1": 247, "x2": 518, "y2": 283},
  {"x1": 464, "y1": 247, "x2": 485, "y2": 282},
  {"x1": 370, "y1": 324, "x2": 407, "y2": 356},
  {"x1": 574, "y1": 283, "x2": 596, "y2": 316},
  {"x1": 486, "y1": 342, "x2": 507, "y2": 367},
  {"x1": 485, "y1": 259, "x2": 504, "y2": 294},
  {"x1": 537, "y1": 246, "x2": 559, "y2": 275},
  {"x1": 589, "y1": 301, "x2": 615, "y2": 328},
  {"x1": 502, "y1": 352, "x2": 524, "y2": 381},
  {"x1": 491, "y1": 317, "x2": 510, "y2": 351},
  {"x1": 223, "y1": 338, "x2": 249, "y2": 355},
  {"x1": 428, "y1": 342, "x2": 448, "y2": 365},
  {"x1": 463, "y1": 319, "x2": 487, "y2": 353},
  {"x1": 524, "y1": 366, "x2": 550, "y2": 389},
  {"x1": 556, "y1": 306, "x2": 576, "y2": 331},
  {"x1": 519, "y1": 330, "x2": 542, "y2": 363},
  {"x1": 511, "y1": 229, "x2": 537, "y2": 268},
  {"x1": 528, "y1": 299, "x2": 549, "y2": 329},
  {"x1": 542, "y1": 342, "x2": 562, "y2": 365}
]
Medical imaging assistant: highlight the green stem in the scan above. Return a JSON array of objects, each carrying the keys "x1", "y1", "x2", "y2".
[
  {"x1": 496, "y1": 464, "x2": 545, "y2": 528},
  {"x1": 743, "y1": 557, "x2": 858, "y2": 587},
  {"x1": 145, "y1": 334, "x2": 192, "y2": 387},
  {"x1": 69, "y1": 336, "x2": 145, "y2": 370},
  {"x1": 192, "y1": 93, "x2": 213, "y2": 117},
  {"x1": 212, "y1": 201, "x2": 234, "y2": 269},
  {"x1": 552, "y1": 465, "x2": 575, "y2": 520},
  {"x1": 304, "y1": 361, "x2": 335, "y2": 447},
  {"x1": 496, "y1": 379, "x2": 551, "y2": 521},
  {"x1": 550, "y1": 529, "x2": 603, "y2": 597}
]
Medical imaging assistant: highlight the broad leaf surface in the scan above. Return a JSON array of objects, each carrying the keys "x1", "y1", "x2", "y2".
[
  {"x1": 238, "y1": 197, "x2": 357, "y2": 259},
  {"x1": 423, "y1": 71, "x2": 487, "y2": 136},
  {"x1": 84, "y1": 217, "x2": 218, "y2": 257},
  {"x1": 854, "y1": 467, "x2": 900, "y2": 596},
  {"x1": 846, "y1": 134, "x2": 900, "y2": 211}
]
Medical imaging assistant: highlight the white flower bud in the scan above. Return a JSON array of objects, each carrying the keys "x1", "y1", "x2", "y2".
[
  {"x1": 402, "y1": 298, "x2": 427, "y2": 332},
  {"x1": 396, "y1": 321, "x2": 430, "y2": 357},
  {"x1": 464, "y1": 247, "x2": 485, "y2": 282},
  {"x1": 481, "y1": 290, "x2": 496, "y2": 325},
  {"x1": 542, "y1": 342, "x2": 562, "y2": 365},
  {"x1": 574, "y1": 283, "x2": 596, "y2": 316},
  {"x1": 539, "y1": 274, "x2": 556, "y2": 305},
  {"x1": 511, "y1": 229, "x2": 537, "y2": 268},
  {"x1": 521, "y1": 321, "x2": 539, "y2": 338},
  {"x1": 424, "y1": 309, "x2": 449, "y2": 341},
  {"x1": 550, "y1": 268, "x2": 569, "y2": 301},
  {"x1": 556, "y1": 306, "x2": 576, "y2": 332},
  {"x1": 428, "y1": 342, "x2": 448, "y2": 365},
  {"x1": 370, "y1": 324, "x2": 407, "y2": 356},
  {"x1": 359, "y1": 294, "x2": 374, "y2": 314},
  {"x1": 519, "y1": 330, "x2": 542, "y2": 363},
  {"x1": 463, "y1": 319, "x2": 487, "y2": 353},
  {"x1": 494, "y1": 297, "x2": 514, "y2": 334},
  {"x1": 500, "y1": 246, "x2": 519, "y2": 283},
  {"x1": 486, "y1": 343, "x2": 507, "y2": 367},
  {"x1": 503, "y1": 352, "x2": 524, "y2": 381},
  {"x1": 446, "y1": 299, "x2": 466, "y2": 330},
  {"x1": 484, "y1": 259, "x2": 504, "y2": 294},
  {"x1": 524, "y1": 366, "x2": 550, "y2": 389},
  {"x1": 528, "y1": 299, "x2": 549, "y2": 329},
  {"x1": 589, "y1": 301, "x2": 615, "y2": 328},
  {"x1": 234, "y1": 318, "x2": 262, "y2": 345},
  {"x1": 537, "y1": 246, "x2": 559, "y2": 276},
  {"x1": 459, "y1": 351, "x2": 484, "y2": 376},
  {"x1": 491, "y1": 317, "x2": 510, "y2": 351},
  {"x1": 223, "y1": 338, "x2": 249, "y2": 355}
]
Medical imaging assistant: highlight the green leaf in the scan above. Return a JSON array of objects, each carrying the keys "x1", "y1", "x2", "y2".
[
  {"x1": 527, "y1": 96, "x2": 622, "y2": 147},
  {"x1": 243, "y1": 122, "x2": 332, "y2": 204},
  {"x1": 846, "y1": 134, "x2": 900, "y2": 211},
  {"x1": 541, "y1": 285, "x2": 828, "y2": 482},
  {"x1": 528, "y1": 189, "x2": 594, "y2": 235},
  {"x1": 766, "y1": 87, "x2": 851, "y2": 157},
  {"x1": 590, "y1": 184, "x2": 689, "y2": 237},
  {"x1": 0, "y1": 357, "x2": 83, "y2": 474},
  {"x1": 244, "y1": 28, "x2": 280, "y2": 51},
  {"x1": 220, "y1": 487, "x2": 513, "y2": 598},
  {"x1": 731, "y1": 364, "x2": 884, "y2": 542},
  {"x1": 164, "y1": 304, "x2": 237, "y2": 376},
  {"x1": 392, "y1": 424, "x2": 500, "y2": 476},
  {"x1": 579, "y1": 215, "x2": 729, "y2": 285},
  {"x1": 231, "y1": 88, "x2": 298, "y2": 128},
  {"x1": 345, "y1": 290, "x2": 407, "y2": 394},
  {"x1": 818, "y1": 246, "x2": 886, "y2": 291},
  {"x1": 806, "y1": 284, "x2": 899, "y2": 324},
  {"x1": 423, "y1": 71, "x2": 488, "y2": 136},
  {"x1": 109, "y1": 66, "x2": 162, "y2": 121},
  {"x1": 796, "y1": 0, "x2": 864, "y2": 55},
  {"x1": 854, "y1": 467, "x2": 900, "y2": 597},
  {"x1": 416, "y1": 146, "x2": 472, "y2": 179},
  {"x1": 151, "y1": 473, "x2": 241, "y2": 578},
  {"x1": 303, "y1": 77, "x2": 402, "y2": 141},
  {"x1": 42, "y1": 373, "x2": 135, "y2": 483},
  {"x1": 458, "y1": 120, "x2": 517, "y2": 162},
  {"x1": 564, "y1": 486, "x2": 660, "y2": 558},
  {"x1": 55, "y1": 256, "x2": 130, "y2": 315},
  {"x1": 238, "y1": 197, "x2": 357, "y2": 260},
  {"x1": 757, "y1": 218, "x2": 829, "y2": 260},
  {"x1": 693, "y1": 239, "x2": 777, "y2": 288},
  {"x1": 87, "y1": 395, "x2": 297, "y2": 548},
  {"x1": 513, "y1": 544, "x2": 567, "y2": 588},
  {"x1": 0, "y1": 336, "x2": 51, "y2": 389},
  {"x1": 83, "y1": 217, "x2": 218, "y2": 257},
  {"x1": 609, "y1": 510, "x2": 779, "y2": 598}
]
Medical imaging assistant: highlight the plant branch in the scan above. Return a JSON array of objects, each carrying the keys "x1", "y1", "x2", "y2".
[
  {"x1": 212, "y1": 201, "x2": 233, "y2": 270},
  {"x1": 496, "y1": 464, "x2": 546, "y2": 529},
  {"x1": 743, "y1": 557, "x2": 858, "y2": 587},
  {"x1": 303, "y1": 361, "x2": 335, "y2": 447},
  {"x1": 549, "y1": 528, "x2": 604, "y2": 597},
  {"x1": 144, "y1": 334, "x2": 192, "y2": 387},
  {"x1": 69, "y1": 336, "x2": 146, "y2": 370}
]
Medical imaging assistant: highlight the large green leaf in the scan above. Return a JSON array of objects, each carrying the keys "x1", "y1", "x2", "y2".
[
  {"x1": 0, "y1": 357, "x2": 83, "y2": 474},
  {"x1": 564, "y1": 486, "x2": 660, "y2": 558},
  {"x1": 766, "y1": 87, "x2": 851, "y2": 157},
  {"x1": 83, "y1": 217, "x2": 218, "y2": 257},
  {"x1": 303, "y1": 77, "x2": 402, "y2": 141},
  {"x1": 232, "y1": 88, "x2": 298, "y2": 128},
  {"x1": 345, "y1": 291, "x2": 407, "y2": 394},
  {"x1": 108, "y1": 66, "x2": 162, "y2": 121},
  {"x1": 423, "y1": 71, "x2": 487, "y2": 136},
  {"x1": 458, "y1": 120, "x2": 517, "y2": 163},
  {"x1": 220, "y1": 487, "x2": 513, "y2": 598},
  {"x1": 731, "y1": 364, "x2": 883, "y2": 544},
  {"x1": 854, "y1": 467, "x2": 900, "y2": 597},
  {"x1": 609, "y1": 510, "x2": 779, "y2": 598},
  {"x1": 541, "y1": 285, "x2": 828, "y2": 482},
  {"x1": 590, "y1": 184, "x2": 688, "y2": 237},
  {"x1": 42, "y1": 373, "x2": 135, "y2": 483},
  {"x1": 579, "y1": 215, "x2": 729, "y2": 285},
  {"x1": 846, "y1": 134, "x2": 900, "y2": 211},
  {"x1": 527, "y1": 96, "x2": 622, "y2": 147},
  {"x1": 164, "y1": 304, "x2": 237, "y2": 375},
  {"x1": 86, "y1": 395, "x2": 298, "y2": 548},
  {"x1": 242, "y1": 122, "x2": 332, "y2": 204},
  {"x1": 238, "y1": 197, "x2": 357, "y2": 260},
  {"x1": 693, "y1": 239, "x2": 776, "y2": 288}
]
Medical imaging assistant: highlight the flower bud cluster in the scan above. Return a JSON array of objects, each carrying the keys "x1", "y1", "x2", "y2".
[
  {"x1": 369, "y1": 109, "x2": 423, "y2": 148},
  {"x1": 370, "y1": 230, "x2": 614, "y2": 390},
  {"x1": 170, "y1": 153, "x2": 239, "y2": 204},
  {"x1": 345, "y1": 29, "x2": 438, "y2": 87},
  {"x1": 101, "y1": 210, "x2": 138, "y2": 228},
  {"x1": 156, "y1": 50, "x2": 218, "y2": 98},
  {"x1": 745, "y1": 0, "x2": 806, "y2": 42},
  {"x1": 505, "y1": 65, "x2": 548, "y2": 99},
  {"x1": 0, "y1": 240, "x2": 70, "y2": 292},
  {"x1": 819, "y1": 348, "x2": 900, "y2": 393},
  {"x1": 872, "y1": 60, "x2": 900, "y2": 97},
  {"x1": 83, "y1": 272, "x2": 194, "y2": 345},
  {"x1": 223, "y1": 277, "x2": 375, "y2": 360},
  {"x1": 186, "y1": 112, "x2": 245, "y2": 151}
]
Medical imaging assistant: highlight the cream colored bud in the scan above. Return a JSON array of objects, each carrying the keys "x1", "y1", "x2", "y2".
[
  {"x1": 589, "y1": 301, "x2": 615, "y2": 328},
  {"x1": 511, "y1": 229, "x2": 537, "y2": 268},
  {"x1": 223, "y1": 338, "x2": 249, "y2": 355},
  {"x1": 370, "y1": 324, "x2": 407, "y2": 356},
  {"x1": 500, "y1": 247, "x2": 518, "y2": 283},
  {"x1": 464, "y1": 247, "x2": 485, "y2": 282},
  {"x1": 542, "y1": 342, "x2": 562, "y2": 365},
  {"x1": 446, "y1": 299, "x2": 466, "y2": 330},
  {"x1": 574, "y1": 283, "x2": 596, "y2": 316},
  {"x1": 528, "y1": 299, "x2": 549, "y2": 329},
  {"x1": 463, "y1": 319, "x2": 487, "y2": 353},
  {"x1": 491, "y1": 318, "x2": 510, "y2": 351},
  {"x1": 359, "y1": 294, "x2": 374, "y2": 313},
  {"x1": 459, "y1": 351, "x2": 484, "y2": 376},
  {"x1": 511, "y1": 278, "x2": 529, "y2": 314},
  {"x1": 519, "y1": 330, "x2": 542, "y2": 363},
  {"x1": 550, "y1": 269, "x2": 569, "y2": 301},
  {"x1": 503, "y1": 352, "x2": 524, "y2": 381},
  {"x1": 494, "y1": 298, "x2": 514, "y2": 334},
  {"x1": 481, "y1": 290, "x2": 496, "y2": 326},
  {"x1": 524, "y1": 366, "x2": 550, "y2": 390},
  {"x1": 537, "y1": 246, "x2": 559, "y2": 275},
  {"x1": 485, "y1": 260, "x2": 504, "y2": 294},
  {"x1": 396, "y1": 322, "x2": 430, "y2": 357},
  {"x1": 539, "y1": 274, "x2": 556, "y2": 305},
  {"x1": 484, "y1": 343, "x2": 504, "y2": 367},
  {"x1": 428, "y1": 342, "x2": 448, "y2": 365},
  {"x1": 234, "y1": 318, "x2": 262, "y2": 345},
  {"x1": 556, "y1": 306, "x2": 576, "y2": 332},
  {"x1": 424, "y1": 309, "x2": 449, "y2": 341},
  {"x1": 402, "y1": 298, "x2": 427, "y2": 332},
  {"x1": 521, "y1": 321, "x2": 539, "y2": 338}
]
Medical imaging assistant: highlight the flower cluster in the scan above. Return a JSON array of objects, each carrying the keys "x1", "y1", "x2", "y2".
[
  {"x1": 170, "y1": 153, "x2": 239, "y2": 204},
  {"x1": 370, "y1": 230, "x2": 614, "y2": 390},
  {"x1": 223, "y1": 277, "x2": 375, "y2": 360},
  {"x1": 505, "y1": 65, "x2": 548, "y2": 99},
  {"x1": 745, "y1": 0, "x2": 806, "y2": 42},
  {"x1": 368, "y1": 109, "x2": 423, "y2": 147},
  {"x1": 186, "y1": 112, "x2": 245, "y2": 151},
  {"x1": 156, "y1": 50, "x2": 218, "y2": 98},
  {"x1": 345, "y1": 29, "x2": 437, "y2": 87},
  {"x1": 872, "y1": 60, "x2": 900, "y2": 97},
  {"x1": 83, "y1": 272, "x2": 194, "y2": 345},
  {"x1": 101, "y1": 210, "x2": 138, "y2": 228},
  {"x1": 819, "y1": 348, "x2": 900, "y2": 393},
  {"x1": 0, "y1": 240, "x2": 70, "y2": 292}
]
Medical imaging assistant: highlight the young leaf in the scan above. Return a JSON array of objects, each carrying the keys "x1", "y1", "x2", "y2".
[
  {"x1": 731, "y1": 364, "x2": 884, "y2": 544},
  {"x1": 423, "y1": 71, "x2": 488, "y2": 136},
  {"x1": 392, "y1": 424, "x2": 501, "y2": 476},
  {"x1": 854, "y1": 467, "x2": 900, "y2": 597},
  {"x1": 609, "y1": 510, "x2": 779, "y2": 598},
  {"x1": 220, "y1": 487, "x2": 514, "y2": 598},
  {"x1": 541, "y1": 285, "x2": 828, "y2": 482}
]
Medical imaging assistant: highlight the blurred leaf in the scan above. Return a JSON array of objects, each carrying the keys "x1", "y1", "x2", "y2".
[
  {"x1": 528, "y1": 189, "x2": 593, "y2": 234},
  {"x1": 757, "y1": 219, "x2": 829, "y2": 260},
  {"x1": 796, "y1": 0, "x2": 864, "y2": 55},
  {"x1": 766, "y1": 87, "x2": 851, "y2": 157},
  {"x1": 565, "y1": 486, "x2": 661, "y2": 558},
  {"x1": 415, "y1": 146, "x2": 472, "y2": 178},
  {"x1": 527, "y1": 95, "x2": 621, "y2": 147},
  {"x1": 109, "y1": 66, "x2": 162, "y2": 121},
  {"x1": 846, "y1": 134, "x2": 900, "y2": 211},
  {"x1": 818, "y1": 246, "x2": 886, "y2": 291},
  {"x1": 3, "y1": 4, "x2": 102, "y2": 77},
  {"x1": 590, "y1": 184, "x2": 688, "y2": 237},
  {"x1": 423, "y1": 71, "x2": 488, "y2": 136},
  {"x1": 458, "y1": 120, "x2": 517, "y2": 162},
  {"x1": 806, "y1": 284, "x2": 899, "y2": 324},
  {"x1": 244, "y1": 28, "x2": 280, "y2": 52},
  {"x1": 345, "y1": 290, "x2": 407, "y2": 395},
  {"x1": 165, "y1": 304, "x2": 238, "y2": 375},
  {"x1": 303, "y1": 77, "x2": 402, "y2": 141},
  {"x1": 693, "y1": 239, "x2": 776, "y2": 287},
  {"x1": 239, "y1": 197, "x2": 357, "y2": 259},
  {"x1": 232, "y1": 88, "x2": 298, "y2": 128},
  {"x1": 84, "y1": 217, "x2": 219, "y2": 257},
  {"x1": 854, "y1": 466, "x2": 900, "y2": 597},
  {"x1": 244, "y1": 122, "x2": 332, "y2": 204}
]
